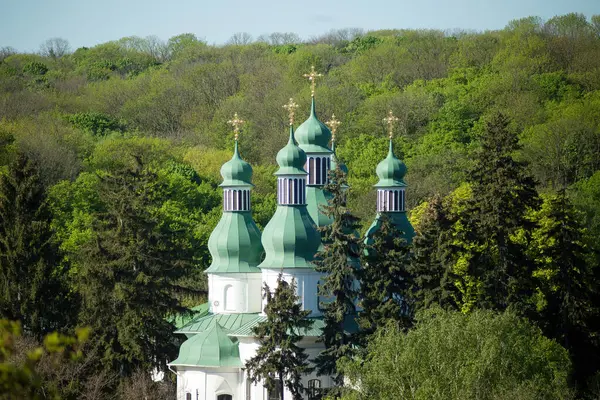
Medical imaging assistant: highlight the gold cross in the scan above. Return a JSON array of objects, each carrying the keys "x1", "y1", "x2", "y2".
[
  {"x1": 326, "y1": 114, "x2": 341, "y2": 142},
  {"x1": 283, "y1": 98, "x2": 299, "y2": 125},
  {"x1": 303, "y1": 65, "x2": 323, "y2": 97},
  {"x1": 227, "y1": 113, "x2": 245, "y2": 140},
  {"x1": 383, "y1": 110, "x2": 400, "y2": 140}
]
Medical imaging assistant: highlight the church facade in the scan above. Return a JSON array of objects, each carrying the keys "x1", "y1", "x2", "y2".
[{"x1": 168, "y1": 74, "x2": 413, "y2": 400}]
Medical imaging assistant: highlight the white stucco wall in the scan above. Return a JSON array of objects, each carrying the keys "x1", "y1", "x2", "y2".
[
  {"x1": 174, "y1": 367, "x2": 242, "y2": 400},
  {"x1": 208, "y1": 273, "x2": 262, "y2": 314},
  {"x1": 261, "y1": 268, "x2": 324, "y2": 317}
]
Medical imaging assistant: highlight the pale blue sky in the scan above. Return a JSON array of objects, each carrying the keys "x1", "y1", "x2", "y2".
[{"x1": 1, "y1": 0, "x2": 599, "y2": 51}]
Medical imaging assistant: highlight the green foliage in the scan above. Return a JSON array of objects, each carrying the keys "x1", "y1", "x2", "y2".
[
  {"x1": 246, "y1": 274, "x2": 314, "y2": 400},
  {"x1": 0, "y1": 153, "x2": 72, "y2": 335},
  {"x1": 359, "y1": 213, "x2": 412, "y2": 340},
  {"x1": 408, "y1": 196, "x2": 459, "y2": 312},
  {"x1": 340, "y1": 309, "x2": 573, "y2": 400},
  {"x1": 0, "y1": 320, "x2": 88, "y2": 400},
  {"x1": 69, "y1": 160, "x2": 203, "y2": 375},
  {"x1": 314, "y1": 167, "x2": 361, "y2": 383},
  {"x1": 65, "y1": 111, "x2": 126, "y2": 136},
  {"x1": 528, "y1": 191, "x2": 599, "y2": 384}
]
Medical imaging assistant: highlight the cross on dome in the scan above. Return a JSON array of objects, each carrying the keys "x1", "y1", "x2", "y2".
[
  {"x1": 283, "y1": 98, "x2": 299, "y2": 125},
  {"x1": 227, "y1": 113, "x2": 245, "y2": 140},
  {"x1": 303, "y1": 65, "x2": 323, "y2": 97},
  {"x1": 383, "y1": 110, "x2": 400, "y2": 140},
  {"x1": 326, "y1": 114, "x2": 341, "y2": 142}
]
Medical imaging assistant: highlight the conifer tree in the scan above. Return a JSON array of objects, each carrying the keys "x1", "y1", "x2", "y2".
[
  {"x1": 72, "y1": 161, "x2": 199, "y2": 375},
  {"x1": 246, "y1": 274, "x2": 313, "y2": 400},
  {"x1": 0, "y1": 153, "x2": 69, "y2": 336},
  {"x1": 408, "y1": 196, "x2": 459, "y2": 312},
  {"x1": 313, "y1": 166, "x2": 361, "y2": 383},
  {"x1": 529, "y1": 190, "x2": 599, "y2": 383},
  {"x1": 465, "y1": 113, "x2": 540, "y2": 312},
  {"x1": 359, "y1": 213, "x2": 412, "y2": 341}
]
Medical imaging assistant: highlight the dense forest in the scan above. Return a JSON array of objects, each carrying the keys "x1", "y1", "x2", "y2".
[{"x1": 2, "y1": 11, "x2": 600, "y2": 399}]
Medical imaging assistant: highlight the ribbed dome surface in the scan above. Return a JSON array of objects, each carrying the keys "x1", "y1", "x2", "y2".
[
  {"x1": 169, "y1": 321, "x2": 242, "y2": 367},
  {"x1": 206, "y1": 212, "x2": 263, "y2": 273},
  {"x1": 220, "y1": 141, "x2": 253, "y2": 186},
  {"x1": 296, "y1": 98, "x2": 332, "y2": 154},
  {"x1": 258, "y1": 205, "x2": 321, "y2": 269},
  {"x1": 375, "y1": 141, "x2": 407, "y2": 188},
  {"x1": 275, "y1": 126, "x2": 307, "y2": 176}
]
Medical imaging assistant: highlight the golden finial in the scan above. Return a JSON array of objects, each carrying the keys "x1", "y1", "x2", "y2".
[
  {"x1": 227, "y1": 112, "x2": 245, "y2": 140},
  {"x1": 383, "y1": 110, "x2": 400, "y2": 140},
  {"x1": 326, "y1": 114, "x2": 341, "y2": 142},
  {"x1": 283, "y1": 98, "x2": 299, "y2": 125},
  {"x1": 303, "y1": 65, "x2": 323, "y2": 97}
]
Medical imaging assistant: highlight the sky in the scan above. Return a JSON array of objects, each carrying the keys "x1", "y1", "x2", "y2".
[{"x1": 1, "y1": 0, "x2": 599, "y2": 52}]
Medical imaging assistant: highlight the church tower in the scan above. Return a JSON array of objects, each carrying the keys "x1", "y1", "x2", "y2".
[
  {"x1": 365, "y1": 111, "x2": 415, "y2": 243},
  {"x1": 205, "y1": 114, "x2": 263, "y2": 314},
  {"x1": 258, "y1": 99, "x2": 322, "y2": 316},
  {"x1": 295, "y1": 66, "x2": 334, "y2": 227}
]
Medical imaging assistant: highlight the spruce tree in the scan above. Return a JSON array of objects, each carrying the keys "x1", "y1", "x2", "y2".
[
  {"x1": 246, "y1": 274, "x2": 314, "y2": 400},
  {"x1": 408, "y1": 195, "x2": 459, "y2": 312},
  {"x1": 529, "y1": 190, "x2": 598, "y2": 384},
  {"x1": 467, "y1": 112, "x2": 540, "y2": 311},
  {"x1": 359, "y1": 213, "x2": 412, "y2": 341},
  {"x1": 72, "y1": 161, "x2": 199, "y2": 376},
  {"x1": 0, "y1": 153, "x2": 69, "y2": 336},
  {"x1": 313, "y1": 166, "x2": 361, "y2": 383}
]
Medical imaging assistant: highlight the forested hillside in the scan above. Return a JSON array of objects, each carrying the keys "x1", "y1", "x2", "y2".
[{"x1": 1, "y1": 12, "x2": 600, "y2": 399}]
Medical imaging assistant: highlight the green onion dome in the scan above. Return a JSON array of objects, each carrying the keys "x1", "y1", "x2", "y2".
[
  {"x1": 375, "y1": 141, "x2": 407, "y2": 188},
  {"x1": 275, "y1": 126, "x2": 307, "y2": 176},
  {"x1": 220, "y1": 141, "x2": 253, "y2": 187},
  {"x1": 169, "y1": 321, "x2": 242, "y2": 368},
  {"x1": 295, "y1": 98, "x2": 332, "y2": 154}
]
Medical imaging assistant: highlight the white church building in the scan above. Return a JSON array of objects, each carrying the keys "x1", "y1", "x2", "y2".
[{"x1": 167, "y1": 70, "x2": 414, "y2": 400}]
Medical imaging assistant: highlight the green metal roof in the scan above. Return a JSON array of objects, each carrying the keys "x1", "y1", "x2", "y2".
[
  {"x1": 375, "y1": 141, "x2": 407, "y2": 188},
  {"x1": 275, "y1": 126, "x2": 308, "y2": 176},
  {"x1": 176, "y1": 313, "x2": 260, "y2": 335},
  {"x1": 169, "y1": 321, "x2": 242, "y2": 368},
  {"x1": 305, "y1": 186, "x2": 333, "y2": 228},
  {"x1": 206, "y1": 211, "x2": 263, "y2": 274},
  {"x1": 258, "y1": 205, "x2": 321, "y2": 270},
  {"x1": 228, "y1": 315, "x2": 358, "y2": 337},
  {"x1": 220, "y1": 141, "x2": 253, "y2": 187},
  {"x1": 172, "y1": 303, "x2": 210, "y2": 330},
  {"x1": 296, "y1": 97, "x2": 332, "y2": 154},
  {"x1": 365, "y1": 212, "x2": 415, "y2": 245}
]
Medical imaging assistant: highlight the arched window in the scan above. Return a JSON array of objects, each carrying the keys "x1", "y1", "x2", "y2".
[
  {"x1": 224, "y1": 285, "x2": 235, "y2": 311},
  {"x1": 315, "y1": 157, "x2": 321, "y2": 185},
  {"x1": 267, "y1": 380, "x2": 282, "y2": 400},
  {"x1": 217, "y1": 395, "x2": 232, "y2": 400},
  {"x1": 321, "y1": 157, "x2": 327, "y2": 184},
  {"x1": 186, "y1": 393, "x2": 192, "y2": 400},
  {"x1": 308, "y1": 379, "x2": 321, "y2": 400}
]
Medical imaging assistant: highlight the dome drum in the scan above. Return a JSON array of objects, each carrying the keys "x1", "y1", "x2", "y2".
[
  {"x1": 377, "y1": 188, "x2": 406, "y2": 213},
  {"x1": 305, "y1": 154, "x2": 331, "y2": 186},
  {"x1": 223, "y1": 188, "x2": 251, "y2": 212}
]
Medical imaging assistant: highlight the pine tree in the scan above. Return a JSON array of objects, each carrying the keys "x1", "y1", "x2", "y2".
[
  {"x1": 529, "y1": 190, "x2": 599, "y2": 384},
  {"x1": 72, "y1": 161, "x2": 199, "y2": 376},
  {"x1": 313, "y1": 167, "x2": 361, "y2": 383},
  {"x1": 408, "y1": 196, "x2": 459, "y2": 312},
  {"x1": 467, "y1": 113, "x2": 540, "y2": 312},
  {"x1": 246, "y1": 274, "x2": 314, "y2": 400},
  {"x1": 0, "y1": 153, "x2": 69, "y2": 336},
  {"x1": 359, "y1": 213, "x2": 412, "y2": 341}
]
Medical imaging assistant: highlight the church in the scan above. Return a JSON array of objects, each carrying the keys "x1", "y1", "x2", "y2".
[{"x1": 167, "y1": 67, "x2": 414, "y2": 400}]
